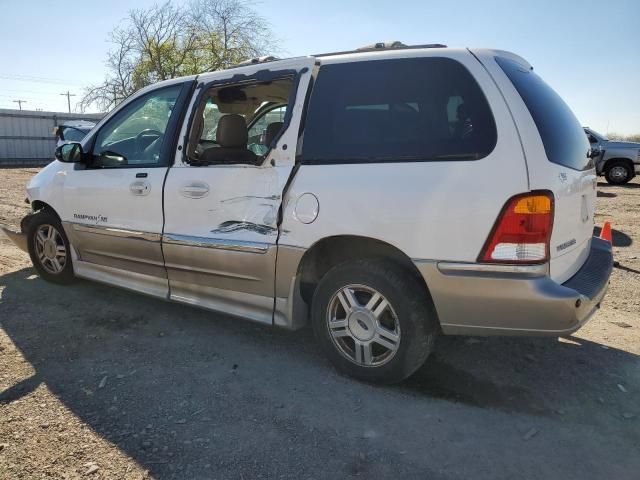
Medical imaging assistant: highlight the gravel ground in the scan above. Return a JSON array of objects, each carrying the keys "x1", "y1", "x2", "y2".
[{"x1": 0, "y1": 168, "x2": 639, "y2": 479}]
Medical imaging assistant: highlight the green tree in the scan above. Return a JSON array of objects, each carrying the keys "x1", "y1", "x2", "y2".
[{"x1": 81, "y1": 0, "x2": 278, "y2": 111}]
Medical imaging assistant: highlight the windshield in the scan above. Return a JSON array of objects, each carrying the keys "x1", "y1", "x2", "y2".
[{"x1": 587, "y1": 128, "x2": 608, "y2": 142}]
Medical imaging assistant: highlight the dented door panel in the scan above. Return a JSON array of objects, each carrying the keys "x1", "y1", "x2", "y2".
[{"x1": 162, "y1": 60, "x2": 314, "y2": 322}]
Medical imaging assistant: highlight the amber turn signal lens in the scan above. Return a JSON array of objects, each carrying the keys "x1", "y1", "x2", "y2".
[{"x1": 512, "y1": 195, "x2": 552, "y2": 214}]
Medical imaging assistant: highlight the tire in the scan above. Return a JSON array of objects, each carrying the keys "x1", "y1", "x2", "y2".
[
  {"x1": 605, "y1": 160, "x2": 633, "y2": 185},
  {"x1": 311, "y1": 258, "x2": 438, "y2": 384},
  {"x1": 25, "y1": 210, "x2": 75, "y2": 284}
]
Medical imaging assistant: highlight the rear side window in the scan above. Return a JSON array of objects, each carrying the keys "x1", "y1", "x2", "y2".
[
  {"x1": 495, "y1": 56, "x2": 591, "y2": 171},
  {"x1": 300, "y1": 57, "x2": 496, "y2": 163}
]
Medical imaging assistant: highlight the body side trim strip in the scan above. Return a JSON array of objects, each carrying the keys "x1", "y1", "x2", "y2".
[
  {"x1": 67, "y1": 222, "x2": 161, "y2": 242},
  {"x1": 436, "y1": 261, "x2": 548, "y2": 277},
  {"x1": 162, "y1": 233, "x2": 269, "y2": 254}
]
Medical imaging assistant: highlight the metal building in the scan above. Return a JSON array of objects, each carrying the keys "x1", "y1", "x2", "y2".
[{"x1": 0, "y1": 109, "x2": 103, "y2": 167}]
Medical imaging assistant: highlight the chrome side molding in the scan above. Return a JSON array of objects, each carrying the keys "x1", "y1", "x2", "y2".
[
  {"x1": 162, "y1": 233, "x2": 269, "y2": 254},
  {"x1": 436, "y1": 261, "x2": 549, "y2": 277},
  {"x1": 67, "y1": 224, "x2": 271, "y2": 254},
  {"x1": 69, "y1": 223, "x2": 161, "y2": 242}
]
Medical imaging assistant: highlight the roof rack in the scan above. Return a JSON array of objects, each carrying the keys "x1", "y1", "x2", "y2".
[
  {"x1": 233, "y1": 55, "x2": 281, "y2": 68},
  {"x1": 314, "y1": 42, "x2": 447, "y2": 57}
]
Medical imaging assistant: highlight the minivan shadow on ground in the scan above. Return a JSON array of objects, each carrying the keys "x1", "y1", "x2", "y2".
[{"x1": 1, "y1": 267, "x2": 639, "y2": 479}]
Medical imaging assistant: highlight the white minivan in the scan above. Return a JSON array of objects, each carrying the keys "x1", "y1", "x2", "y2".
[{"x1": 1, "y1": 43, "x2": 613, "y2": 383}]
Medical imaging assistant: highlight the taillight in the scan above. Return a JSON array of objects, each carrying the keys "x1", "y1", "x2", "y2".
[{"x1": 478, "y1": 191, "x2": 554, "y2": 264}]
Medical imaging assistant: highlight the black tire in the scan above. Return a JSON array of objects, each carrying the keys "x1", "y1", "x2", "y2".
[
  {"x1": 311, "y1": 258, "x2": 438, "y2": 384},
  {"x1": 605, "y1": 160, "x2": 633, "y2": 185},
  {"x1": 25, "y1": 210, "x2": 75, "y2": 284}
]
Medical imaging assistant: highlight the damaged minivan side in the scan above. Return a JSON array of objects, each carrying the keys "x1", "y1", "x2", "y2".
[{"x1": 1, "y1": 44, "x2": 613, "y2": 383}]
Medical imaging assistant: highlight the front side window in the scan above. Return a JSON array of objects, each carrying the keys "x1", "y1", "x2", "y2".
[
  {"x1": 496, "y1": 56, "x2": 591, "y2": 171},
  {"x1": 91, "y1": 85, "x2": 182, "y2": 168},
  {"x1": 299, "y1": 57, "x2": 497, "y2": 163},
  {"x1": 187, "y1": 77, "x2": 294, "y2": 165}
]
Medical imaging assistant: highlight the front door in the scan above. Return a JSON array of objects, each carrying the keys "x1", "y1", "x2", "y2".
[
  {"x1": 162, "y1": 63, "x2": 312, "y2": 323},
  {"x1": 61, "y1": 82, "x2": 190, "y2": 297}
]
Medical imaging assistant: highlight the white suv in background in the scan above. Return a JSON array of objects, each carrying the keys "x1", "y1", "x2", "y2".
[{"x1": 1, "y1": 42, "x2": 613, "y2": 383}]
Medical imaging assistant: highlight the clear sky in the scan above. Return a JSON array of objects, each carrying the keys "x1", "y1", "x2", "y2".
[{"x1": 0, "y1": 0, "x2": 638, "y2": 134}]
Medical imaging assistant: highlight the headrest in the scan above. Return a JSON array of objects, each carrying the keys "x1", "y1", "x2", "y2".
[
  {"x1": 216, "y1": 114, "x2": 248, "y2": 148},
  {"x1": 264, "y1": 121, "x2": 284, "y2": 147},
  {"x1": 457, "y1": 103, "x2": 470, "y2": 121}
]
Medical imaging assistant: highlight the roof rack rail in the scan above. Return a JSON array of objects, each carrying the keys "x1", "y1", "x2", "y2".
[
  {"x1": 233, "y1": 55, "x2": 280, "y2": 68},
  {"x1": 314, "y1": 42, "x2": 447, "y2": 58},
  {"x1": 357, "y1": 41, "x2": 407, "y2": 51}
]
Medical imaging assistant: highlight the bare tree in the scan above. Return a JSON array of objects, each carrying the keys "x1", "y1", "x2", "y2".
[
  {"x1": 80, "y1": 0, "x2": 278, "y2": 112},
  {"x1": 190, "y1": 0, "x2": 278, "y2": 71}
]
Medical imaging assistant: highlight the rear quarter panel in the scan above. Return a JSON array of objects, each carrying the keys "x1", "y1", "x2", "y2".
[
  {"x1": 281, "y1": 49, "x2": 529, "y2": 262},
  {"x1": 472, "y1": 49, "x2": 596, "y2": 283}
]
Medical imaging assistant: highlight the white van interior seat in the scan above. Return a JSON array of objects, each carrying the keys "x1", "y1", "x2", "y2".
[{"x1": 200, "y1": 114, "x2": 257, "y2": 164}]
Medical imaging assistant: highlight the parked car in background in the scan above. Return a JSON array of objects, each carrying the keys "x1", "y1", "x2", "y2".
[
  {"x1": 1, "y1": 42, "x2": 613, "y2": 383},
  {"x1": 54, "y1": 120, "x2": 96, "y2": 148},
  {"x1": 584, "y1": 127, "x2": 640, "y2": 185}
]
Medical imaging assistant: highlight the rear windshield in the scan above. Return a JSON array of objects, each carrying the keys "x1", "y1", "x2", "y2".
[
  {"x1": 495, "y1": 56, "x2": 591, "y2": 171},
  {"x1": 299, "y1": 57, "x2": 497, "y2": 164}
]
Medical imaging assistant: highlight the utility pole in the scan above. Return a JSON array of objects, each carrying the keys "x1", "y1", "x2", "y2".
[
  {"x1": 60, "y1": 90, "x2": 76, "y2": 113},
  {"x1": 13, "y1": 99, "x2": 26, "y2": 110}
]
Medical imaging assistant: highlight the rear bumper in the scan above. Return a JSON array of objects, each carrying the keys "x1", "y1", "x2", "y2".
[
  {"x1": 0, "y1": 223, "x2": 28, "y2": 253},
  {"x1": 415, "y1": 237, "x2": 613, "y2": 336}
]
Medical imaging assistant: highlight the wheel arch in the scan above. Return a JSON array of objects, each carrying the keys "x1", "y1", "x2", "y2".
[
  {"x1": 22, "y1": 200, "x2": 62, "y2": 231},
  {"x1": 288, "y1": 234, "x2": 438, "y2": 327},
  {"x1": 604, "y1": 157, "x2": 635, "y2": 175}
]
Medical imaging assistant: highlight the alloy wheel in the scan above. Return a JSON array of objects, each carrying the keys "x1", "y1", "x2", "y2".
[
  {"x1": 326, "y1": 284, "x2": 401, "y2": 367},
  {"x1": 34, "y1": 224, "x2": 67, "y2": 274}
]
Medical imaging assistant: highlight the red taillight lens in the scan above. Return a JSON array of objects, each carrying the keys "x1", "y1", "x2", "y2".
[{"x1": 478, "y1": 191, "x2": 554, "y2": 264}]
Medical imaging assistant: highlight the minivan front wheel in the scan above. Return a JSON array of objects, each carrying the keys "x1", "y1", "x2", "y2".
[
  {"x1": 311, "y1": 259, "x2": 438, "y2": 384},
  {"x1": 605, "y1": 161, "x2": 632, "y2": 185},
  {"x1": 26, "y1": 211, "x2": 74, "y2": 284}
]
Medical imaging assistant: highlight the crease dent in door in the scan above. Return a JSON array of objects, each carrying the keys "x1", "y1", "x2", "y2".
[{"x1": 208, "y1": 181, "x2": 283, "y2": 237}]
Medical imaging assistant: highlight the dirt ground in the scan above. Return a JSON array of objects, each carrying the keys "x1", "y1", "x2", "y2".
[{"x1": 0, "y1": 168, "x2": 638, "y2": 479}]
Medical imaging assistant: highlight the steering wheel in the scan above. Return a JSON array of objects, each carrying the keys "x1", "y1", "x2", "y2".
[{"x1": 135, "y1": 129, "x2": 163, "y2": 157}]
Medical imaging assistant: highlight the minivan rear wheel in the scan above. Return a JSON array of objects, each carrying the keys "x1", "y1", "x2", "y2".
[
  {"x1": 311, "y1": 258, "x2": 438, "y2": 384},
  {"x1": 605, "y1": 160, "x2": 632, "y2": 185}
]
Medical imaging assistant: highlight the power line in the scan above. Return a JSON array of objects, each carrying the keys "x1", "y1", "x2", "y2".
[
  {"x1": 13, "y1": 100, "x2": 27, "y2": 110},
  {"x1": 60, "y1": 91, "x2": 76, "y2": 113},
  {"x1": 0, "y1": 90, "x2": 73, "y2": 98},
  {"x1": 0, "y1": 73, "x2": 84, "y2": 86}
]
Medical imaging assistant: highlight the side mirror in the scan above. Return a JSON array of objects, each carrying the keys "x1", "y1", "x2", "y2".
[{"x1": 55, "y1": 142, "x2": 84, "y2": 163}]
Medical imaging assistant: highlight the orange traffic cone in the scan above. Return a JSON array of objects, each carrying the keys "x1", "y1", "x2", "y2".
[{"x1": 600, "y1": 222, "x2": 612, "y2": 244}]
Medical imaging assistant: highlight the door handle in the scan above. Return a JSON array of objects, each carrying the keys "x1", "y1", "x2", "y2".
[
  {"x1": 180, "y1": 182, "x2": 210, "y2": 199},
  {"x1": 130, "y1": 180, "x2": 151, "y2": 196}
]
